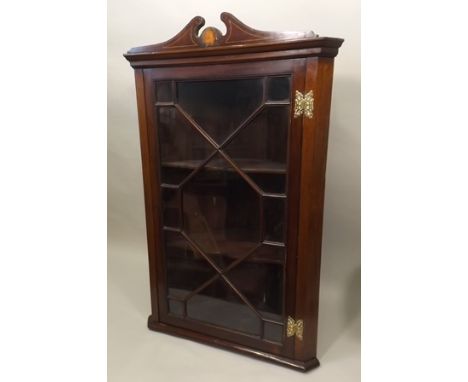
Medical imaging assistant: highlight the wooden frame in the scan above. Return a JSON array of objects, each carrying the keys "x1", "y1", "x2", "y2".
[{"x1": 125, "y1": 12, "x2": 343, "y2": 371}]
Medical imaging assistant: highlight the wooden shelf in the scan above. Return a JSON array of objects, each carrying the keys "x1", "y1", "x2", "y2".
[
  {"x1": 162, "y1": 158, "x2": 286, "y2": 174},
  {"x1": 166, "y1": 233, "x2": 284, "y2": 265}
]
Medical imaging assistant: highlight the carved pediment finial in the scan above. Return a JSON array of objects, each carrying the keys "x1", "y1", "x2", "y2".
[
  {"x1": 127, "y1": 12, "x2": 318, "y2": 54},
  {"x1": 219, "y1": 12, "x2": 316, "y2": 45}
]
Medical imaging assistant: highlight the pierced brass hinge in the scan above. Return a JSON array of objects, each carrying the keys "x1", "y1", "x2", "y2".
[
  {"x1": 287, "y1": 316, "x2": 303, "y2": 340},
  {"x1": 294, "y1": 90, "x2": 314, "y2": 119}
]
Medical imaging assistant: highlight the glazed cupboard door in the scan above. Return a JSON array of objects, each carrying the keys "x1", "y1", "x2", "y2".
[{"x1": 143, "y1": 60, "x2": 305, "y2": 358}]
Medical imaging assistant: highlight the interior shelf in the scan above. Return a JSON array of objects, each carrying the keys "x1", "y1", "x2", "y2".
[
  {"x1": 165, "y1": 233, "x2": 284, "y2": 265},
  {"x1": 161, "y1": 158, "x2": 286, "y2": 174}
]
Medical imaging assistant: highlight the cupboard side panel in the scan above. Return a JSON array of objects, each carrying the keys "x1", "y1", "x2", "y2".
[
  {"x1": 134, "y1": 69, "x2": 162, "y2": 320},
  {"x1": 294, "y1": 57, "x2": 335, "y2": 361},
  {"x1": 143, "y1": 69, "x2": 170, "y2": 322}
]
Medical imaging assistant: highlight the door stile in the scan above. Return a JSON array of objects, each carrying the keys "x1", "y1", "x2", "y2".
[{"x1": 283, "y1": 58, "x2": 307, "y2": 358}]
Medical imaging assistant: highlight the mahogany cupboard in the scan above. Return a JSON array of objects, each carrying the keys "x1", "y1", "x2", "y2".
[{"x1": 124, "y1": 13, "x2": 343, "y2": 371}]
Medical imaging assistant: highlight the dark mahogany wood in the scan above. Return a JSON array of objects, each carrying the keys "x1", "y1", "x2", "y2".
[
  {"x1": 295, "y1": 57, "x2": 336, "y2": 361},
  {"x1": 134, "y1": 69, "x2": 161, "y2": 320},
  {"x1": 142, "y1": 59, "x2": 304, "y2": 361},
  {"x1": 125, "y1": 12, "x2": 343, "y2": 67},
  {"x1": 127, "y1": 12, "x2": 324, "y2": 53},
  {"x1": 125, "y1": 13, "x2": 343, "y2": 372},
  {"x1": 148, "y1": 315, "x2": 319, "y2": 371}
]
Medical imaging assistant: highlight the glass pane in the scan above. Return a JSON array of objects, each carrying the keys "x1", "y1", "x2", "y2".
[
  {"x1": 249, "y1": 173, "x2": 286, "y2": 195},
  {"x1": 155, "y1": 81, "x2": 173, "y2": 103},
  {"x1": 157, "y1": 106, "x2": 215, "y2": 185},
  {"x1": 164, "y1": 230, "x2": 217, "y2": 300},
  {"x1": 157, "y1": 75, "x2": 292, "y2": 344},
  {"x1": 263, "y1": 197, "x2": 286, "y2": 243},
  {"x1": 267, "y1": 76, "x2": 291, "y2": 101},
  {"x1": 177, "y1": 78, "x2": 264, "y2": 144},
  {"x1": 224, "y1": 106, "x2": 290, "y2": 194},
  {"x1": 161, "y1": 187, "x2": 179, "y2": 228},
  {"x1": 182, "y1": 153, "x2": 260, "y2": 270},
  {"x1": 225, "y1": 244, "x2": 284, "y2": 320},
  {"x1": 187, "y1": 277, "x2": 261, "y2": 336},
  {"x1": 264, "y1": 321, "x2": 283, "y2": 343},
  {"x1": 168, "y1": 299, "x2": 185, "y2": 317}
]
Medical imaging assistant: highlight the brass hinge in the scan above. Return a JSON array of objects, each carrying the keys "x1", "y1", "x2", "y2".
[
  {"x1": 294, "y1": 90, "x2": 314, "y2": 119},
  {"x1": 287, "y1": 316, "x2": 303, "y2": 340}
]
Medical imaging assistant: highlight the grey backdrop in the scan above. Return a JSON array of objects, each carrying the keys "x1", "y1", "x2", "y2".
[{"x1": 108, "y1": 1, "x2": 360, "y2": 380}]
